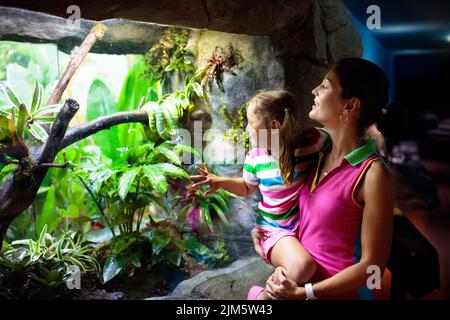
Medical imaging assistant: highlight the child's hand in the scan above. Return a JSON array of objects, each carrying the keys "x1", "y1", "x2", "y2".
[
  {"x1": 251, "y1": 228, "x2": 266, "y2": 260},
  {"x1": 189, "y1": 163, "x2": 223, "y2": 195}
]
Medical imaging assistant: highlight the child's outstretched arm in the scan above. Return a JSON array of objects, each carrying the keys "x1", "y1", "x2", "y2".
[{"x1": 189, "y1": 163, "x2": 258, "y2": 197}]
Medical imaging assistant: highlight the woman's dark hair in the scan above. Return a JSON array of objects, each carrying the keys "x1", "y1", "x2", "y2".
[
  {"x1": 249, "y1": 89, "x2": 303, "y2": 186},
  {"x1": 331, "y1": 58, "x2": 390, "y2": 130}
]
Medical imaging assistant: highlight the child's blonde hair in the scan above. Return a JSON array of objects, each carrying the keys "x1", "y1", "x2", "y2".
[{"x1": 249, "y1": 89, "x2": 304, "y2": 185}]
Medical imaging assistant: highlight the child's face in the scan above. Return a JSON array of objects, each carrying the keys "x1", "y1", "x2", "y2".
[
  {"x1": 310, "y1": 71, "x2": 347, "y2": 126},
  {"x1": 246, "y1": 102, "x2": 271, "y2": 149}
]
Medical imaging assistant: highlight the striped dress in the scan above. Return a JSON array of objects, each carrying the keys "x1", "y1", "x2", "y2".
[{"x1": 243, "y1": 128, "x2": 328, "y2": 234}]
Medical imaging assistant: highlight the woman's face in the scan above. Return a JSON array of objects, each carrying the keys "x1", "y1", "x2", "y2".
[{"x1": 310, "y1": 71, "x2": 347, "y2": 126}]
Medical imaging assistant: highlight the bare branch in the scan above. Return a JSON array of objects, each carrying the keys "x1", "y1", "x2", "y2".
[
  {"x1": 39, "y1": 99, "x2": 79, "y2": 164},
  {"x1": 39, "y1": 162, "x2": 70, "y2": 168},
  {"x1": 46, "y1": 24, "x2": 107, "y2": 106},
  {"x1": 60, "y1": 111, "x2": 148, "y2": 150}
]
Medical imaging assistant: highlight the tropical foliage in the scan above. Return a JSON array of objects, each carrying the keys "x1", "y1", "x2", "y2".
[{"x1": 0, "y1": 27, "x2": 234, "y2": 298}]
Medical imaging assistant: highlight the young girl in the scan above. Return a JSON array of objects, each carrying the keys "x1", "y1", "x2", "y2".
[{"x1": 189, "y1": 89, "x2": 329, "y2": 300}]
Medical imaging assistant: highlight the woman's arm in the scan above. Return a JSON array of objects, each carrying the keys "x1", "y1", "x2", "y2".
[
  {"x1": 266, "y1": 160, "x2": 394, "y2": 299},
  {"x1": 190, "y1": 164, "x2": 258, "y2": 197}
]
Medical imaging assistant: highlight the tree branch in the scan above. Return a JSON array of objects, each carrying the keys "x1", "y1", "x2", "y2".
[
  {"x1": 60, "y1": 111, "x2": 148, "y2": 150},
  {"x1": 47, "y1": 24, "x2": 107, "y2": 106},
  {"x1": 39, "y1": 99, "x2": 79, "y2": 164},
  {"x1": 0, "y1": 108, "x2": 152, "y2": 246},
  {"x1": 0, "y1": 98, "x2": 79, "y2": 245}
]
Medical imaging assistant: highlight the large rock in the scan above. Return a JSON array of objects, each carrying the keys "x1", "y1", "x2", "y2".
[
  {"x1": 0, "y1": 6, "x2": 167, "y2": 54},
  {"x1": 146, "y1": 256, "x2": 274, "y2": 300},
  {"x1": 0, "y1": 0, "x2": 312, "y2": 36}
]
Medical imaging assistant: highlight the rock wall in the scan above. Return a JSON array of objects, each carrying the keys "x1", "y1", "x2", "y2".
[{"x1": 180, "y1": 0, "x2": 362, "y2": 260}]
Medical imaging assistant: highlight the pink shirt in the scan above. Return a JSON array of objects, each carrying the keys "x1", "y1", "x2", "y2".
[{"x1": 298, "y1": 140, "x2": 380, "y2": 298}]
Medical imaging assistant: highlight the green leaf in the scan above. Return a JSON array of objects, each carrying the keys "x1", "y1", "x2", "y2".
[
  {"x1": 30, "y1": 79, "x2": 42, "y2": 114},
  {"x1": 59, "y1": 204, "x2": 79, "y2": 219},
  {"x1": 142, "y1": 101, "x2": 157, "y2": 132},
  {"x1": 154, "y1": 107, "x2": 169, "y2": 139},
  {"x1": 0, "y1": 115, "x2": 10, "y2": 135},
  {"x1": 1, "y1": 164, "x2": 16, "y2": 175},
  {"x1": 30, "y1": 117, "x2": 56, "y2": 124},
  {"x1": 118, "y1": 167, "x2": 140, "y2": 200},
  {"x1": 142, "y1": 165, "x2": 168, "y2": 194},
  {"x1": 88, "y1": 168, "x2": 116, "y2": 193},
  {"x1": 0, "y1": 83, "x2": 21, "y2": 108},
  {"x1": 116, "y1": 57, "x2": 154, "y2": 147},
  {"x1": 16, "y1": 104, "x2": 28, "y2": 139},
  {"x1": 36, "y1": 186, "x2": 56, "y2": 235},
  {"x1": 161, "y1": 106, "x2": 177, "y2": 135},
  {"x1": 152, "y1": 163, "x2": 189, "y2": 180},
  {"x1": 29, "y1": 122, "x2": 48, "y2": 142},
  {"x1": 208, "y1": 193, "x2": 229, "y2": 212},
  {"x1": 190, "y1": 82, "x2": 204, "y2": 98},
  {"x1": 102, "y1": 254, "x2": 128, "y2": 283},
  {"x1": 0, "y1": 106, "x2": 14, "y2": 117},
  {"x1": 6, "y1": 63, "x2": 36, "y2": 107},
  {"x1": 149, "y1": 228, "x2": 172, "y2": 255},
  {"x1": 210, "y1": 202, "x2": 229, "y2": 227},
  {"x1": 87, "y1": 79, "x2": 120, "y2": 162},
  {"x1": 32, "y1": 104, "x2": 62, "y2": 116},
  {"x1": 148, "y1": 145, "x2": 181, "y2": 166},
  {"x1": 200, "y1": 203, "x2": 214, "y2": 232},
  {"x1": 37, "y1": 186, "x2": 51, "y2": 195},
  {"x1": 165, "y1": 249, "x2": 182, "y2": 267}
]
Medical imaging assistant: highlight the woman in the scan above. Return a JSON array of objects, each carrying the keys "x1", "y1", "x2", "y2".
[{"x1": 253, "y1": 58, "x2": 394, "y2": 300}]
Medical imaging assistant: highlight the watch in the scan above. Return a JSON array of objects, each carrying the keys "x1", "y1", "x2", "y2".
[{"x1": 305, "y1": 283, "x2": 317, "y2": 300}]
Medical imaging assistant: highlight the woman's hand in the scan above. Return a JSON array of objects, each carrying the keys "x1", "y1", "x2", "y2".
[
  {"x1": 251, "y1": 228, "x2": 266, "y2": 259},
  {"x1": 189, "y1": 163, "x2": 223, "y2": 195},
  {"x1": 265, "y1": 267, "x2": 304, "y2": 300}
]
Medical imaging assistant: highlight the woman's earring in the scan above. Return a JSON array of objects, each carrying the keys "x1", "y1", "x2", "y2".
[{"x1": 339, "y1": 113, "x2": 349, "y2": 123}]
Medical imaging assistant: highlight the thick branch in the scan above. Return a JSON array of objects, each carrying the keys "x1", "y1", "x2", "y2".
[
  {"x1": 0, "y1": 108, "x2": 150, "y2": 245},
  {"x1": 60, "y1": 111, "x2": 148, "y2": 150},
  {"x1": 47, "y1": 24, "x2": 107, "y2": 106},
  {"x1": 0, "y1": 99, "x2": 79, "y2": 244},
  {"x1": 39, "y1": 99, "x2": 79, "y2": 163}
]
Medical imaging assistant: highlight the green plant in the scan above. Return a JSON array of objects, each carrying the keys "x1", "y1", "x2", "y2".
[
  {"x1": 0, "y1": 78, "x2": 62, "y2": 163},
  {"x1": 175, "y1": 173, "x2": 233, "y2": 234},
  {"x1": 142, "y1": 76, "x2": 205, "y2": 141},
  {"x1": 0, "y1": 225, "x2": 100, "y2": 298},
  {"x1": 144, "y1": 28, "x2": 194, "y2": 83},
  {"x1": 220, "y1": 103, "x2": 250, "y2": 152},
  {"x1": 196, "y1": 46, "x2": 243, "y2": 92}
]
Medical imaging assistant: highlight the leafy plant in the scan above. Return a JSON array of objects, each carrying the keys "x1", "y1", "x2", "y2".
[
  {"x1": 175, "y1": 177, "x2": 233, "y2": 234},
  {"x1": 142, "y1": 76, "x2": 205, "y2": 141},
  {"x1": 196, "y1": 46, "x2": 243, "y2": 92},
  {"x1": 144, "y1": 28, "x2": 194, "y2": 83},
  {"x1": 96, "y1": 223, "x2": 228, "y2": 284},
  {"x1": 0, "y1": 78, "x2": 62, "y2": 162},
  {"x1": 220, "y1": 102, "x2": 250, "y2": 152},
  {"x1": 0, "y1": 225, "x2": 100, "y2": 298}
]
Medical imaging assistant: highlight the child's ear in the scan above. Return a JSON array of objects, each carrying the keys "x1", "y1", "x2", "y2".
[{"x1": 271, "y1": 120, "x2": 281, "y2": 129}]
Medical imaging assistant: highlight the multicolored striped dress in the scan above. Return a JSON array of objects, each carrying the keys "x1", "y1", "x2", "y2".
[{"x1": 243, "y1": 128, "x2": 329, "y2": 235}]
